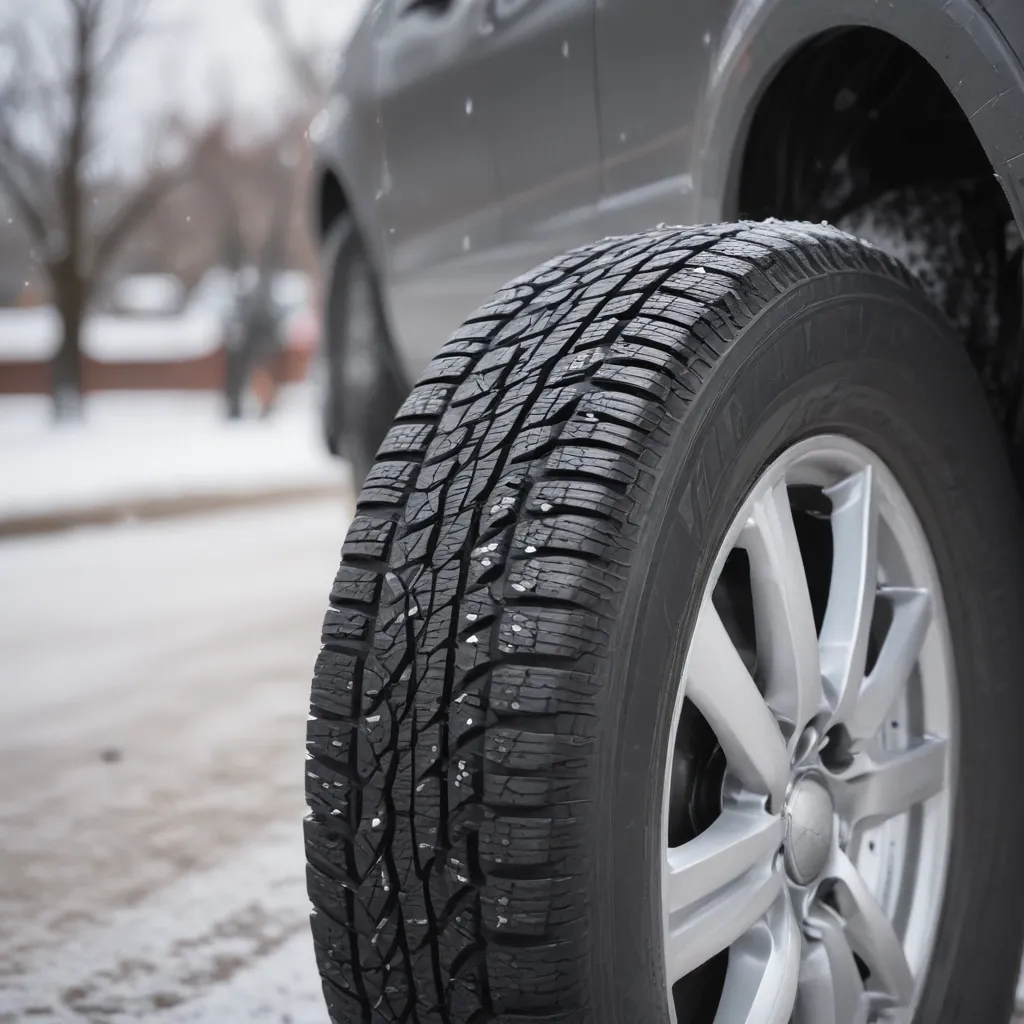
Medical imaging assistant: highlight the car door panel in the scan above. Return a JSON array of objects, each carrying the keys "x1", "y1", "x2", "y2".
[
  {"x1": 377, "y1": 1, "x2": 495, "y2": 237},
  {"x1": 479, "y1": 0, "x2": 604, "y2": 280},
  {"x1": 375, "y1": 0, "x2": 504, "y2": 379},
  {"x1": 592, "y1": 0, "x2": 726, "y2": 234}
]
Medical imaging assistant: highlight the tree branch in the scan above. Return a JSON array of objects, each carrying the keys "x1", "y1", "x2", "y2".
[
  {"x1": 257, "y1": 0, "x2": 326, "y2": 105},
  {"x1": 198, "y1": 135, "x2": 248, "y2": 269},
  {"x1": 1, "y1": 14, "x2": 67, "y2": 160},
  {"x1": 0, "y1": 154, "x2": 50, "y2": 248},
  {"x1": 0, "y1": 38, "x2": 52, "y2": 250},
  {"x1": 91, "y1": 0, "x2": 151, "y2": 82},
  {"x1": 90, "y1": 163, "x2": 185, "y2": 276},
  {"x1": 91, "y1": 113, "x2": 220, "y2": 276}
]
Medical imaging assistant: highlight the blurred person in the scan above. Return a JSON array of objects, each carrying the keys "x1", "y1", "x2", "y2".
[{"x1": 223, "y1": 269, "x2": 285, "y2": 419}]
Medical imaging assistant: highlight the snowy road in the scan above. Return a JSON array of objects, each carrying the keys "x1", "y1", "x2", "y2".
[
  {"x1": 0, "y1": 499, "x2": 351, "y2": 1022},
  {"x1": 2, "y1": 497, "x2": 1022, "y2": 1023}
]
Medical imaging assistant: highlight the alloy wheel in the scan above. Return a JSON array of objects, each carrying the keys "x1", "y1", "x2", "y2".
[{"x1": 663, "y1": 435, "x2": 956, "y2": 1024}]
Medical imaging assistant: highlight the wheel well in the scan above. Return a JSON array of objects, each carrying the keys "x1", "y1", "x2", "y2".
[
  {"x1": 737, "y1": 28, "x2": 1024, "y2": 477},
  {"x1": 319, "y1": 169, "x2": 349, "y2": 242},
  {"x1": 737, "y1": 28, "x2": 996, "y2": 223}
]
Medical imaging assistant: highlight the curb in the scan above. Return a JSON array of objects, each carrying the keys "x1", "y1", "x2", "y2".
[{"x1": 0, "y1": 482, "x2": 346, "y2": 541}]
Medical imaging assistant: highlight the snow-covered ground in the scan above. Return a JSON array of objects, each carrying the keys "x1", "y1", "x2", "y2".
[
  {"x1": 0, "y1": 499, "x2": 350, "y2": 1021},
  {"x1": 0, "y1": 307, "x2": 225, "y2": 363},
  {"x1": 1, "y1": 827, "x2": 328, "y2": 1024},
  {"x1": 0, "y1": 274, "x2": 316, "y2": 364},
  {"x1": 0, "y1": 386, "x2": 345, "y2": 526}
]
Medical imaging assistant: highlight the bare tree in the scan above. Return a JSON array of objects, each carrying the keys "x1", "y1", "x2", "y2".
[
  {"x1": 195, "y1": 120, "x2": 300, "y2": 280},
  {"x1": 250, "y1": 0, "x2": 332, "y2": 284},
  {"x1": 0, "y1": 0, "x2": 208, "y2": 418},
  {"x1": 198, "y1": 0, "x2": 325, "y2": 316}
]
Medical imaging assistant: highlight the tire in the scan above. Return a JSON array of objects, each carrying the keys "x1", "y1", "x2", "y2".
[
  {"x1": 320, "y1": 218, "x2": 409, "y2": 486},
  {"x1": 305, "y1": 222, "x2": 1024, "y2": 1023}
]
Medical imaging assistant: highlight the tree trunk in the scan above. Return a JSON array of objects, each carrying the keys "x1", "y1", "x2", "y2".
[{"x1": 52, "y1": 297, "x2": 85, "y2": 422}]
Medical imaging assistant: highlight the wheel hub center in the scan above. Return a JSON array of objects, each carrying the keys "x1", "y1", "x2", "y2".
[{"x1": 783, "y1": 775, "x2": 834, "y2": 885}]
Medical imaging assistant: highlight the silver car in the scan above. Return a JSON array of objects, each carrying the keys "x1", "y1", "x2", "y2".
[{"x1": 305, "y1": 3, "x2": 1024, "y2": 1022}]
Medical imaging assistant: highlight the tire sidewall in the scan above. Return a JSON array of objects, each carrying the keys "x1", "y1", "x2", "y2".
[{"x1": 593, "y1": 272, "x2": 1024, "y2": 1022}]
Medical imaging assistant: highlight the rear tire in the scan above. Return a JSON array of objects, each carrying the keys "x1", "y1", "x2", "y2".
[
  {"x1": 305, "y1": 223, "x2": 1024, "y2": 1023},
  {"x1": 320, "y1": 218, "x2": 408, "y2": 487}
]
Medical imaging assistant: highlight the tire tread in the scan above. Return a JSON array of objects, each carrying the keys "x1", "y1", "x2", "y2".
[{"x1": 306, "y1": 222, "x2": 914, "y2": 1022}]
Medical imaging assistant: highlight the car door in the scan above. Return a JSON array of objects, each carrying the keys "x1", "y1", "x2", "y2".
[
  {"x1": 592, "y1": 0, "x2": 720, "y2": 234},
  {"x1": 374, "y1": 0, "x2": 504, "y2": 379},
  {"x1": 478, "y1": 0, "x2": 603, "y2": 277}
]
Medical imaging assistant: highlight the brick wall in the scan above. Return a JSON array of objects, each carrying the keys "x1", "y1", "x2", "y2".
[{"x1": 0, "y1": 347, "x2": 313, "y2": 396}]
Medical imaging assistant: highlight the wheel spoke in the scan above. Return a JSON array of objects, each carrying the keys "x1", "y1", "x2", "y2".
[
  {"x1": 664, "y1": 442, "x2": 950, "y2": 1024},
  {"x1": 714, "y1": 892, "x2": 801, "y2": 1024},
  {"x1": 794, "y1": 905, "x2": 869, "y2": 1024},
  {"x1": 846, "y1": 588, "x2": 931, "y2": 742},
  {"x1": 819, "y1": 468, "x2": 879, "y2": 725},
  {"x1": 829, "y1": 737, "x2": 948, "y2": 829},
  {"x1": 664, "y1": 807, "x2": 784, "y2": 983},
  {"x1": 686, "y1": 602, "x2": 790, "y2": 809},
  {"x1": 740, "y1": 479, "x2": 823, "y2": 740},
  {"x1": 827, "y1": 850, "x2": 914, "y2": 1006}
]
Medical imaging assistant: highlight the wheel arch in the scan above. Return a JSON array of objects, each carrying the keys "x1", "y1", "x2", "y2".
[
  {"x1": 698, "y1": 0, "x2": 1024, "y2": 480},
  {"x1": 313, "y1": 158, "x2": 410, "y2": 472},
  {"x1": 732, "y1": 28, "x2": 997, "y2": 223},
  {"x1": 316, "y1": 166, "x2": 350, "y2": 247},
  {"x1": 693, "y1": 0, "x2": 1024, "y2": 231},
  {"x1": 313, "y1": 156, "x2": 406, "y2": 377}
]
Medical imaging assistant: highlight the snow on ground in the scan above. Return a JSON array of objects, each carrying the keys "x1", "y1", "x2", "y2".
[
  {"x1": 0, "y1": 307, "x2": 225, "y2": 362},
  {"x1": 0, "y1": 386, "x2": 345, "y2": 523},
  {"x1": 0, "y1": 826, "x2": 327, "y2": 1024},
  {"x1": 0, "y1": 499, "x2": 350, "y2": 1021}
]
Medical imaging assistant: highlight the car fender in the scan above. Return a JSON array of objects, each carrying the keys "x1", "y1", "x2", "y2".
[
  {"x1": 692, "y1": 0, "x2": 1024, "y2": 231},
  {"x1": 309, "y1": 7, "x2": 390, "y2": 286}
]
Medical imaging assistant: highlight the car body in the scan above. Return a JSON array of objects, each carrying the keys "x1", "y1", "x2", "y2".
[
  {"x1": 305, "y1": 3, "x2": 1024, "y2": 1017},
  {"x1": 312, "y1": 0, "x2": 1024, "y2": 400}
]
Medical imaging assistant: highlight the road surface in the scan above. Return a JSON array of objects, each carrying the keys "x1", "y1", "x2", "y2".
[
  {"x1": 0, "y1": 499, "x2": 351, "y2": 1022},
  {"x1": 1, "y1": 498, "x2": 1021, "y2": 1022}
]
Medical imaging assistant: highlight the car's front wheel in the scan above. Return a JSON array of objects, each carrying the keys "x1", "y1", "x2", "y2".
[{"x1": 305, "y1": 222, "x2": 1024, "y2": 1023}]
